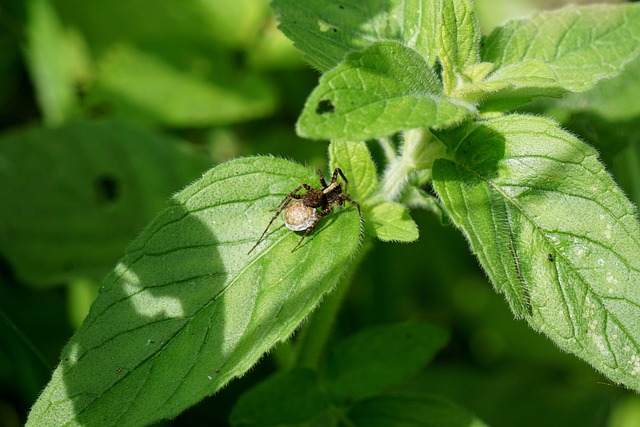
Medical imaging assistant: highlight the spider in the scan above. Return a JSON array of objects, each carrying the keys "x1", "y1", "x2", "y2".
[{"x1": 248, "y1": 168, "x2": 361, "y2": 253}]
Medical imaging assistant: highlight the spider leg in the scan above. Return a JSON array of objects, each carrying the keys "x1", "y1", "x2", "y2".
[
  {"x1": 334, "y1": 168, "x2": 348, "y2": 193},
  {"x1": 339, "y1": 193, "x2": 361, "y2": 217},
  {"x1": 316, "y1": 169, "x2": 328, "y2": 188},
  {"x1": 247, "y1": 184, "x2": 309, "y2": 254},
  {"x1": 291, "y1": 207, "x2": 332, "y2": 252}
]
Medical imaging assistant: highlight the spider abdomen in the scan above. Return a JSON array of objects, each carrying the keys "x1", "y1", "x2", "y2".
[{"x1": 284, "y1": 200, "x2": 317, "y2": 231}]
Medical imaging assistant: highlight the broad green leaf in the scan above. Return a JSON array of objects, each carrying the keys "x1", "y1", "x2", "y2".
[
  {"x1": 27, "y1": 157, "x2": 362, "y2": 426},
  {"x1": 329, "y1": 140, "x2": 378, "y2": 202},
  {"x1": 90, "y1": 44, "x2": 277, "y2": 127},
  {"x1": 298, "y1": 41, "x2": 475, "y2": 140},
  {"x1": 437, "y1": 0, "x2": 481, "y2": 93},
  {"x1": 367, "y1": 201, "x2": 419, "y2": 242},
  {"x1": 325, "y1": 322, "x2": 447, "y2": 401},
  {"x1": 272, "y1": 0, "x2": 439, "y2": 71},
  {"x1": 25, "y1": 0, "x2": 78, "y2": 125},
  {"x1": 229, "y1": 368, "x2": 328, "y2": 426},
  {"x1": 478, "y1": 4, "x2": 640, "y2": 109},
  {"x1": 0, "y1": 120, "x2": 211, "y2": 286},
  {"x1": 348, "y1": 395, "x2": 488, "y2": 427},
  {"x1": 432, "y1": 114, "x2": 640, "y2": 392}
]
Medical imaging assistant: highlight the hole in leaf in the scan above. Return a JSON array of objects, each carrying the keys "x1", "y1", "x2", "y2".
[
  {"x1": 94, "y1": 174, "x2": 120, "y2": 205},
  {"x1": 316, "y1": 99, "x2": 335, "y2": 115}
]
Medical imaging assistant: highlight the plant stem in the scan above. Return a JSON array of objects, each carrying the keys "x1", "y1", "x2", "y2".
[
  {"x1": 293, "y1": 240, "x2": 372, "y2": 369},
  {"x1": 378, "y1": 128, "x2": 446, "y2": 202},
  {"x1": 377, "y1": 136, "x2": 397, "y2": 163}
]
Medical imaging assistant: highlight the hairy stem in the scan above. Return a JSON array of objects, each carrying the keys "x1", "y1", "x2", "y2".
[{"x1": 378, "y1": 128, "x2": 446, "y2": 202}]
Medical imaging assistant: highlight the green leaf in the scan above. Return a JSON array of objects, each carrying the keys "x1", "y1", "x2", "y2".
[
  {"x1": 272, "y1": 0, "x2": 439, "y2": 71},
  {"x1": 348, "y1": 395, "x2": 488, "y2": 427},
  {"x1": 478, "y1": 4, "x2": 640, "y2": 109},
  {"x1": 229, "y1": 368, "x2": 328, "y2": 426},
  {"x1": 432, "y1": 114, "x2": 640, "y2": 392},
  {"x1": 91, "y1": 44, "x2": 277, "y2": 127},
  {"x1": 325, "y1": 322, "x2": 448, "y2": 401},
  {"x1": 24, "y1": 0, "x2": 79, "y2": 125},
  {"x1": 0, "y1": 120, "x2": 211, "y2": 286},
  {"x1": 26, "y1": 157, "x2": 362, "y2": 426},
  {"x1": 297, "y1": 41, "x2": 475, "y2": 140},
  {"x1": 329, "y1": 140, "x2": 378, "y2": 202},
  {"x1": 437, "y1": 0, "x2": 481, "y2": 93},
  {"x1": 367, "y1": 201, "x2": 419, "y2": 242}
]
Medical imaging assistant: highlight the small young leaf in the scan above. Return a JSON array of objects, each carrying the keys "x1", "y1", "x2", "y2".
[
  {"x1": 0, "y1": 120, "x2": 211, "y2": 286},
  {"x1": 432, "y1": 114, "x2": 640, "y2": 392},
  {"x1": 272, "y1": 0, "x2": 439, "y2": 71},
  {"x1": 298, "y1": 41, "x2": 475, "y2": 140},
  {"x1": 479, "y1": 4, "x2": 640, "y2": 109},
  {"x1": 26, "y1": 157, "x2": 362, "y2": 426},
  {"x1": 437, "y1": 0, "x2": 481, "y2": 93},
  {"x1": 348, "y1": 394, "x2": 488, "y2": 427},
  {"x1": 229, "y1": 368, "x2": 328, "y2": 426},
  {"x1": 329, "y1": 140, "x2": 378, "y2": 202},
  {"x1": 367, "y1": 201, "x2": 419, "y2": 243},
  {"x1": 324, "y1": 322, "x2": 448, "y2": 401}
]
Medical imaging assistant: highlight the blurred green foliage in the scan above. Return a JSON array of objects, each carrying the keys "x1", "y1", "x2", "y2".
[{"x1": 1, "y1": 0, "x2": 639, "y2": 426}]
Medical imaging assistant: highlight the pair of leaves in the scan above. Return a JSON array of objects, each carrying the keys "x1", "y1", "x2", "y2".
[
  {"x1": 330, "y1": 140, "x2": 419, "y2": 242},
  {"x1": 274, "y1": 0, "x2": 640, "y2": 393},
  {"x1": 275, "y1": 1, "x2": 640, "y2": 139},
  {"x1": 229, "y1": 322, "x2": 485, "y2": 427},
  {"x1": 26, "y1": 157, "x2": 362, "y2": 426}
]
